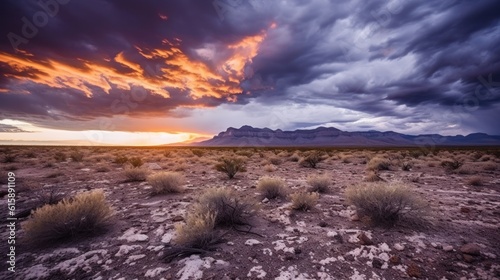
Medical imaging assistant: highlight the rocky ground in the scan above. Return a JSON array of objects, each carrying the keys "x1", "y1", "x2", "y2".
[{"x1": 0, "y1": 147, "x2": 499, "y2": 280}]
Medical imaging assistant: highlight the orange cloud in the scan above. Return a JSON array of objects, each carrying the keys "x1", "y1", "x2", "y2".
[{"x1": 0, "y1": 26, "x2": 271, "y2": 103}]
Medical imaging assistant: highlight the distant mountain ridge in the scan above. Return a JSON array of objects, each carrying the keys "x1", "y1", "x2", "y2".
[{"x1": 192, "y1": 125, "x2": 500, "y2": 147}]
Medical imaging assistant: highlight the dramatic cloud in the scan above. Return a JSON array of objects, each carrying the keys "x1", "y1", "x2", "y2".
[
  {"x1": 0, "y1": 0, "x2": 499, "y2": 136},
  {"x1": 0, "y1": 123, "x2": 27, "y2": 132}
]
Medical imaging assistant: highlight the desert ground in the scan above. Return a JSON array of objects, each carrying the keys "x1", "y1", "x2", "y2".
[{"x1": 0, "y1": 146, "x2": 499, "y2": 280}]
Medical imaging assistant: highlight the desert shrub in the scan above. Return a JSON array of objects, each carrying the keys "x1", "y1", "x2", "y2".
[
  {"x1": 96, "y1": 165, "x2": 110, "y2": 172},
  {"x1": 236, "y1": 150, "x2": 253, "y2": 158},
  {"x1": 478, "y1": 155, "x2": 491, "y2": 162},
  {"x1": 341, "y1": 156, "x2": 352, "y2": 164},
  {"x1": 46, "y1": 171, "x2": 64, "y2": 178},
  {"x1": 4, "y1": 164, "x2": 18, "y2": 171},
  {"x1": 441, "y1": 159, "x2": 463, "y2": 171},
  {"x1": 269, "y1": 157, "x2": 282, "y2": 165},
  {"x1": 307, "y1": 175, "x2": 331, "y2": 193},
  {"x1": 482, "y1": 162, "x2": 498, "y2": 171},
  {"x1": 364, "y1": 171, "x2": 384, "y2": 182},
  {"x1": 24, "y1": 151, "x2": 36, "y2": 158},
  {"x1": 173, "y1": 211, "x2": 218, "y2": 249},
  {"x1": 264, "y1": 164, "x2": 275, "y2": 172},
  {"x1": 23, "y1": 190, "x2": 113, "y2": 244},
  {"x1": 114, "y1": 155, "x2": 128, "y2": 164},
  {"x1": 129, "y1": 157, "x2": 144, "y2": 168},
  {"x1": 34, "y1": 186, "x2": 65, "y2": 205},
  {"x1": 70, "y1": 151, "x2": 84, "y2": 162},
  {"x1": 195, "y1": 188, "x2": 253, "y2": 227},
  {"x1": 409, "y1": 150, "x2": 424, "y2": 158},
  {"x1": 163, "y1": 151, "x2": 171, "y2": 158},
  {"x1": 290, "y1": 192, "x2": 319, "y2": 211},
  {"x1": 257, "y1": 176, "x2": 287, "y2": 199},
  {"x1": 2, "y1": 154, "x2": 16, "y2": 163},
  {"x1": 123, "y1": 167, "x2": 147, "y2": 182},
  {"x1": 148, "y1": 172, "x2": 185, "y2": 195},
  {"x1": 214, "y1": 157, "x2": 246, "y2": 179},
  {"x1": 299, "y1": 151, "x2": 324, "y2": 168},
  {"x1": 345, "y1": 182, "x2": 426, "y2": 227},
  {"x1": 289, "y1": 153, "x2": 300, "y2": 162},
  {"x1": 466, "y1": 176, "x2": 484, "y2": 186},
  {"x1": 401, "y1": 161, "x2": 413, "y2": 171},
  {"x1": 54, "y1": 152, "x2": 66, "y2": 162},
  {"x1": 192, "y1": 149, "x2": 205, "y2": 157},
  {"x1": 366, "y1": 157, "x2": 391, "y2": 171}
]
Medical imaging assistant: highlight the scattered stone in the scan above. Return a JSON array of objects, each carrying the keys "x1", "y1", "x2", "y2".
[
  {"x1": 172, "y1": 216, "x2": 184, "y2": 222},
  {"x1": 372, "y1": 258, "x2": 383, "y2": 269},
  {"x1": 463, "y1": 254, "x2": 475, "y2": 263},
  {"x1": 245, "y1": 239, "x2": 262, "y2": 246},
  {"x1": 350, "y1": 213, "x2": 360, "y2": 221},
  {"x1": 389, "y1": 255, "x2": 401, "y2": 265},
  {"x1": 407, "y1": 263, "x2": 422, "y2": 278},
  {"x1": 262, "y1": 198, "x2": 269, "y2": 203},
  {"x1": 460, "y1": 206, "x2": 471, "y2": 213},
  {"x1": 460, "y1": 243, "x2": 481, "y2": 256},
  {"x1": 443, "y1": 245, "x2": 454, "y2": 252},
  {"x1": 394, "y1": 243, "x2": 405, "y2": 251},
  {"x1": 358, "y1": 232, "x2": 374, "y2": 245}
]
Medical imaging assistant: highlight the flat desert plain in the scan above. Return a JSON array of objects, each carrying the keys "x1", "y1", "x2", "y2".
[{"x1": 0, "y1": 147, "x2": 499, "y2": 280}]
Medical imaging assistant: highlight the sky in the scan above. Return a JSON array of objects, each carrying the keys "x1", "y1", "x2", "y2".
[{"x1": 0, "y1": 0, "x2": 499, "y2": 145}]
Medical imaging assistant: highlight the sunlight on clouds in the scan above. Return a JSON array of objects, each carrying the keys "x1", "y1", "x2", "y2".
[{"x1": 0, "y1": 24, "x2": 273, "y2": 103}]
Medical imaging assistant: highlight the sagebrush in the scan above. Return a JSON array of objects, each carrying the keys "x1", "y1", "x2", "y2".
[{"x1": 23, "y1": 190, "x2": 113, "y2": 244}]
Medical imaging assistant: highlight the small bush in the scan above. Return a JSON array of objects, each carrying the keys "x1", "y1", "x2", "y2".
[
  {"x1": 345, "y1": 182, "x2": 426, "y2": 227},
  {"x1": 70, "y1": 151, "x2": 84, "y2": 162},
  {"x1": 23, "y1": 190, "x2": 113, "y2": 244},
  {"x1": 466, "y1": 176, "x2": 484, "y2": 186},
  {"x1": 269, "y1": 157, "x2": 282, "y2": 165},
  {"x1": 290, "y1": 192, "x2": 319, "y2": 211},
  {"x1": 114, "y1": 156, "x2": 128, "y2": 164},
  {"x1": 54, "y1": 152, "x2": 66, "y2": 162},
  {"x1": 299, "y1": 151, "x2": 324, "y2": 168},
  {"x1": 191, "y1": 149, "x2": 205, "y2": 157},
  {"x1": 148, "y1": 172, "x2": 185, "y2": 195},
  {"x1": 482, "y1": 162, "x2": 497, "y2": 171},
  {"x1": 257, "y1": 176, "x2": 287, "y2": 199},
  {"x1": 123, "y1": 168, "x2": 148, "y2": 182},
  {"x1": 264, "y1": 164, "x2": 276, "y2": 172},
  {"x1": 46, "y1": 171, "x2": 64, "y2": 178},
  {"x1": 289, "y1": 153, "x2": 300, "y2": 162},
  {"x1": 129, "y1": 157, "x2": 144, "y2": 168},
  {"x1": 25, "y1": 151, "x2": 36, "y2": 158},
  {"x1": 364, "y1": 171, "x2": 384, "y2": 182},
  {"x1": 34, "y1": 186, "x2": 65, "y2": 205},
  {"x1": 401, "y1": 161, "x2": 413, "y2": 171},
  {"x1": 2, "y1": 154, "x2": 16, "y2": 163},
  {"x1": 441, "y1": 159, "x2": 463, "y2": 171},
  {"x1": 307, "y1": 175, "x2": 331, "y2": 193},
  {"x1": 214, "y1": 157, "x2": 246, "y2": 179},
  {"x1": 195, "y1": 188, "x2": 253, "y2": 227},
  {"x1": 173, "y1": 212, "x2": 218, "y2": 249},
  {"x1": 366, "y1": 157, "x2": 391, "y2": 171},
  {"x1": 96, "y1": 165, "x2": 110, "y2": 173}
]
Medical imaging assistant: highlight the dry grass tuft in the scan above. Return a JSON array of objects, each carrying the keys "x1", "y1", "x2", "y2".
[
  {"x1": 195, "y1": 188, "x2": 253, "y2": 227},
  {"x1": 345, "y1": 181, "x2": 426, "y2": 227},
  {"x1": 299, "y1": 151, "x2": 324, "y2": 168},
  {"x1": 307, "y1": 175, "x2": 331, "y2": 193},
  {"x1": 441, "y1": 159, "x2": 463, "y2": 172},
  {"x1": 23, "y1": 190, "x2": 113, "y2": 245},
  {"x1": 214, "y1": 157, "x2": 246, "y2": 179},
  {"x1": 366, "y1": 157, "x2": 391, "y2": 171},
  {"x1": 70, "y1": 151, "x2": 84, "y2": 162},
  {"x1": 173, "y1": 211, "x2": 219, "y2": 249},
  {"x1": 148, "y1": 172, "x2": 185, "y2": 195},
  {"x1": 123, "y1": 167, "x2": 148, "y2": 182},
  {"x1": 257, "y1": 176, "x2": 287, "y2": 199},
  {"x1": 129, "y1": 157, "x2": 144, "y2": 168},
  {"x1": 364, "y1": 171, "x2": 384, "y2": 182},
  {"x1": 290, "y1": 192, "x2": 319, "y2": 211},
  {"x1": 264, "y1": 164, "x2": 276, "y2": 172},
  {"x1": 466, "y1": 176, "x2": 484, "y2": 186}
]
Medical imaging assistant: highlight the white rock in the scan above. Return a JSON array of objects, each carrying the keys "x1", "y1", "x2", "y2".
[
  {"x1": 245, "y1": 239, "x2": 262, "y2": 246},
  {"x1": 443, "y1": 245, "x2": 454, "y2": 252},
  {"x1": 394, "y1": 243, "x2": 405, "y2": 251}
]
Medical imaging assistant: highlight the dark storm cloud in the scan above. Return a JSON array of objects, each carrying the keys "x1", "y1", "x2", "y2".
[
  {"x1": 0, "y1": 123, "x2": 28, "y2": 132},
  {"x1": 0, "y1": 0, "x2": 499, "y2": 134}
]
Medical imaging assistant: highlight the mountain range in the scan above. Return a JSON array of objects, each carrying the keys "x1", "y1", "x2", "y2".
[{"x1": 192, "y1": 126, "x2": 500, "y2": 147}]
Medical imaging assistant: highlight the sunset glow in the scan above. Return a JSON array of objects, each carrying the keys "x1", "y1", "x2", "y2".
[{"x1": 1, "y1": 1, "x2": 499, "y2": 145}]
